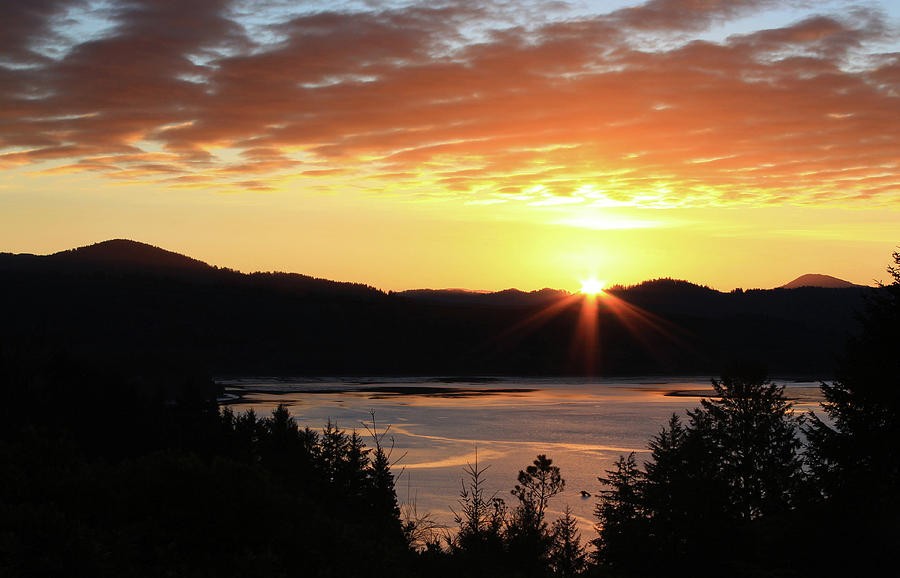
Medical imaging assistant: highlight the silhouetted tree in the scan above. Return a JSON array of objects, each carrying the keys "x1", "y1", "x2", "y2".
[
  {"x1": 505, "y1": 454, "x2": 565, "y2": 574},
  {"x1": 258, "y1": 403, "x2": 302, "y2": 477},
  {"x1": 231, "y1": 407, "x2": 264, "y2": 463},
  {"x1": 450, "y1": 453, "x2": 507, "y2": 569},
  {"x1": 639, "y1": 413, "x2": 729, "y2": 567},
  {"x1": 365, "y1": 413, "x2": 402, "y2": 529},
  {"x1": 549, "y1": 505, "x2": 587, "y2": 577},
  {"x1": 321, "y1": 419, "x2": 351, "y2": 484},
  {"x1": 804, "y1": 249, "x2": 900, "y2": 572},
  {"x1": 594, "y1": 367, "x2": 805, "y2": 575},
  {"x1": 807, "y1": 249, "x2": 900, "y2": 488},
  {"x1": 592, "y1": 453, "x2": 647, "y2": 573},
  {"x1": 2, "y1": 379, "x2": 416, "y2": 578},
  {"x1": 402, "y1": 499, "x2": 442, "y2": 552},
  {"x1": 698, "y1": 367, "x2": 804, "y2": 519},
  {"x1": 511, "y1": 454, "x2": 566, "y2": 524}
]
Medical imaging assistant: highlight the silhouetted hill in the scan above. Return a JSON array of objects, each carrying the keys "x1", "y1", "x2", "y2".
[
  {"x1": 781, "y1": 273, "x2": 860, "y2": 289},
  {"x1": 51, "y1": 239, "x2": 213, "y2": 271},
  {"x1": 614, "y1": 278, "x2": 715, "y2": 293},
  {"x1": 399, "y1": 287, "x2": 567, "y2": 307},
  {"x1": 0, "y1": 241, "x2": 876, "y2": 377},
  {"x1": 0, "y1": 239, "x2": 381, "y2": 298}
]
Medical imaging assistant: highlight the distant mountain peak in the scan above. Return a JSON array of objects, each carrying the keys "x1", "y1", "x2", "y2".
[
  {"x1": 51, "y1": 239, "x2": 212, "y2": 270},
  {"x1": 780, "y1": 273, "x2": 858, "y2": 289}
]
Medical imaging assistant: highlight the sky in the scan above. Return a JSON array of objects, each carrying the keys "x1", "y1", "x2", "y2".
[{"x1": 1, "y1": 0, "x2": 898, "y2": 292}]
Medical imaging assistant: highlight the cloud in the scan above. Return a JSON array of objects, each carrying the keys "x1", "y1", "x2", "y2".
[
  {"x1": 0, "y1": 0, "x2": 81, "y2": 64},
  {"x1": 611, "y1": 0, "x2": 783, "y2": 32},
  {"x1": 1, "y1": 0, "x2": 898, "y2": 207}
]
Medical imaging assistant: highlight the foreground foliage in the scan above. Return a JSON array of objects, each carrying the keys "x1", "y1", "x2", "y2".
[
  {"x1": 593, "y1": 367, "x2": 806, "y2": 576},
  {"x1": 0, "y1": 405, "x2": 409, "y2": 577},
  {"x1": 3, "y1": 250, "x2": 899, "y2": 577},
  {"x1": 802, "y1": 250, "x2": 900, "y2": 573},
  {"x1": 590, "y1": 251, "x2": 900, "y2": 577}
]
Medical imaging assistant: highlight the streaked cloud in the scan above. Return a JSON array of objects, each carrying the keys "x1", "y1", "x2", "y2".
[{"x1": 1, "y1": 0, "x2": 897, "y2": 208}]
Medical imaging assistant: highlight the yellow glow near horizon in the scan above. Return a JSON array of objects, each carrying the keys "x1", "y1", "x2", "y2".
[
  {"x1": 579, "y1": 278, "x2": 606, "y2": 295},
  {"x1": 1, "y1": 0, "x2": 899, "y2": 297}
]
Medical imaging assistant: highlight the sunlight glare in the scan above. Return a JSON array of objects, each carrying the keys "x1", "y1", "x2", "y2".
[{"x1": 580, "y1": 278, "x2": 606, "y2": 295}]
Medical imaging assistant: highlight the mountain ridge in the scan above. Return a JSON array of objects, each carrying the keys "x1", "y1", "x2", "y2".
[
  {"x1": 50, "y1": 239, "x2": 213, "y2": 271},
  {"x1": 780, "y1": 273, "x2": 860, "y2": 289},
  {"x1": 0, "y1": 239, "x2": 876, "y2": 377},
  {"x1": 1, "y1": 239, "x2": 872, "y2": 294}
]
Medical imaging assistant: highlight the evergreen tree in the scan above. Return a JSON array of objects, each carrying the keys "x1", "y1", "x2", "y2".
[
  {"x1": 549, "y1": 506, "x2": 587, "y2": 578},
  {"x1": 510, "y1": 454, "x2": 565, "y2": 524},
  {"x1": 591, "y1": 453, "x2": 646, "y2": 574},
  {"x1": 506, "y1": 454, "x2": 565, "y2": 575},
  {"x1": 637, "y1": 412, "x2": 733, "y2": 574},
  {"x1": 321, "y1": 419, "x2": 351, "y2": 484},
  {"x1": 448, "y1": 451, "x2": 509, "y2": 578},
  {"x1": 806, "y1": 249, "x2": 900, "y2": 490},
  {"x1": 696, "y1": 367, "x2": 804, "y2": 519},
  {"x1": 261, "y1": 403, "x2": 301, "y2": 465},
  {"x1": 232, "y1": 407, "x2": 263, "y2": 463},
  {"x1": 593, "y1": 367, "x2": 805, "y2": 575},
  {"x1": 451, "y1": 454, "x2": 506, "y2": 554},
  {"x1": 368, "y1": 438, "x2": 400, "y2": 523},
  {"x1": 803, "y1": 250, "x2": 900, "y2": 572}
]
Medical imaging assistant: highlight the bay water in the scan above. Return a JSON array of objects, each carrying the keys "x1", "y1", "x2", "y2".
[{"x1": 220, "y1": 377, "x2": 825, "y2": 535}]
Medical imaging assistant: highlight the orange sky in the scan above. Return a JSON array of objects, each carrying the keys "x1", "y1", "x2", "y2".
[{"x1": 1, "y1": 0, "x2": 898, "y2": 291}]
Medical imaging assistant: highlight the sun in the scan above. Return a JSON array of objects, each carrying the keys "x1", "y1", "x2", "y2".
[{"x1": 579, "y1": 278, "x2": 606, "y2": 296}]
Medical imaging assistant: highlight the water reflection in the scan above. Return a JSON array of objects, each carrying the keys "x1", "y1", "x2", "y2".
[{"x1": 220, "y1": 377, "x2": 824, "y2": 533}]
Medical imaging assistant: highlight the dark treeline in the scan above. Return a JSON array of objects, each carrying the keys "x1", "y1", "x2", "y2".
[
  {"x1": 1, "y1": 244, "x2": 897, "y2": 576},
  {"x1": 587, "y1": 252, "x2": 900, "y2": 577},
  {"x1": 419, "y1": 250, "x2": 897, "y2": 576},
  {"x1": 0, "y1": 350, "x2": 412, "y2": 576},
  {"x1": 0, "y1": 239, "x2": 874, "y2": 377}
]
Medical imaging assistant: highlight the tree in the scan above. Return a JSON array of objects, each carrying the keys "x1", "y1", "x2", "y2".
[
  {"x1": 591, "y1": 453, "x2": 647, "y2": 573},
  {"x1": 549, "y1": 506, "x2": 587, "y2": 578},
  {"x1": 803, "y1": 249, "x2": 900, "y2": 572},
  {"x1": 511, "y1": 454, "x2": 565, "y2": 524},
  {"x1": 320, "y1": 419, "x2": 350, "y2": 484},
  {"x1": 506, "y1": 454, "x2": 565, "y2": 574},
  {"x1": 451, "y1": 452, "x2": 506, "y2": 553},
  {"x1": 593, "y1": 366, "x2": 806, "y2": 575},
  {"x1": 695, "y1": 367, "x2": 804, "y2": 519},
  {"x1": 640, "y1": 414, "x2": 725, "y2": 563},
  {"x1": 231, "y1": 407, "x2": 263, "y2": 463},
  {"x1": 449, "y1": 451, "x2": 508, "y2": 577},
  {"x1": 806, "y1": 249, "x2": 900, "y2": 489},
  {"x1": 637, "y1": 412, "x2": 734, "y2": 573},
  {"x1": 365, "y1": 413, "x2": 401, "y2": 524}
]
